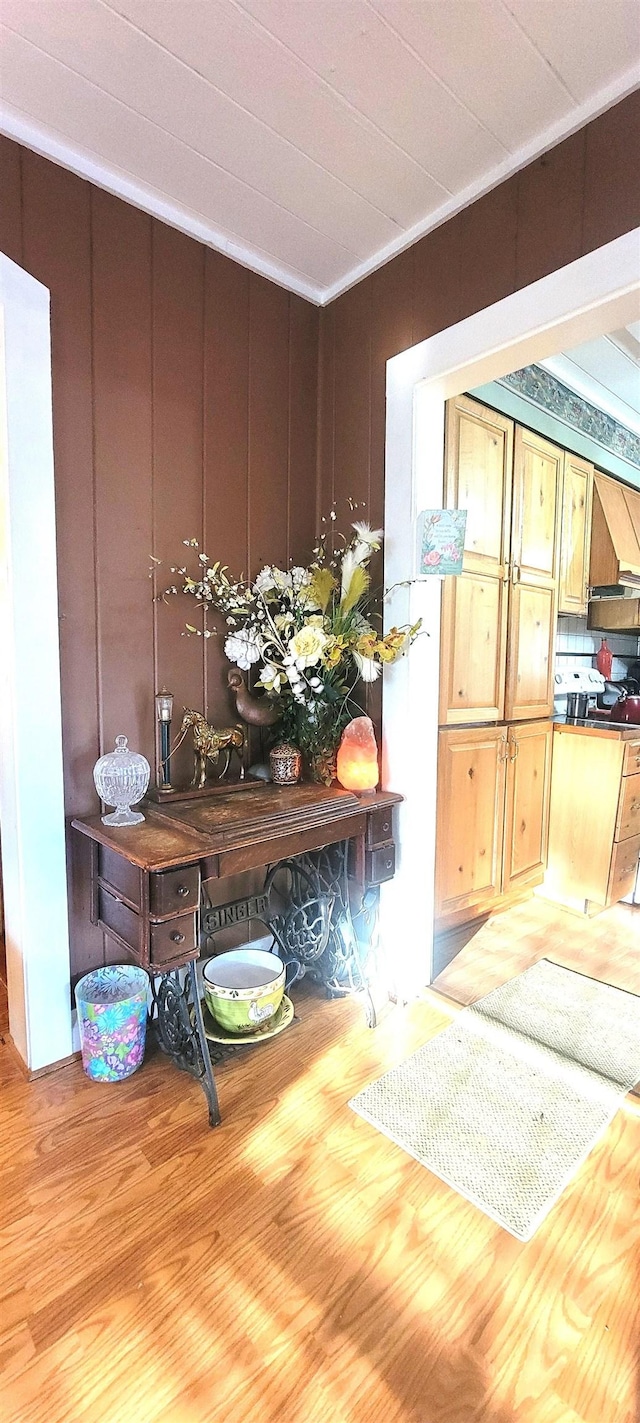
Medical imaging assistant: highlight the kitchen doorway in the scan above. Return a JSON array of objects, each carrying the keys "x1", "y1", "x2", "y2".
[{"x1": 380, "y1": 228, "x2": 640, "y2": 1000}]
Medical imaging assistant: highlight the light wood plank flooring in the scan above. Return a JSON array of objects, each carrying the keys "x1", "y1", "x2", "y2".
[
  {"x1": 433, "y1": 896, "x2": 640, "y2": 1004},
  {"x1": 0, "y1": 919, "x2": 639, "y2": 1423}
]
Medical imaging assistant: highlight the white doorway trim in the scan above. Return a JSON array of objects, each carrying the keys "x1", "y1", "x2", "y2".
[
  {"x1": 380, "y1": 228, "x2": 640, "y2": 999},
  {"x1": 0, "y1": 253, "x2": 72, "y2": 1071}
]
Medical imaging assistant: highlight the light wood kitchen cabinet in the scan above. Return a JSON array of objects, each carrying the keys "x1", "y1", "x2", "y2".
[
  {"x1": 436, "y1": 725, "x2": 507, "y2": 922},
  {"x1": 558, "y1": 451, "x2": 593, "y2": 614},
  {"x1": 440, "y1": 399, "x2": 562, "y2": 725},
  {"x1": 436, "y1": 719, "x2": 553, "y2": 927},
  {"x1": 544, "y1": 723, "x2": 640, "y2": 914},
  {"x1": 505, "y1": 427, "x2": 562, "y2": 720},
  {"x1": 502, "y1": 719, "x2": 553, "y2": 894},
  {"x1": 439, "y1": 396, "x2": 512, "y2": 724}
]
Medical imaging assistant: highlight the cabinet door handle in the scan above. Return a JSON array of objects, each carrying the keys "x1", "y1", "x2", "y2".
[
  {"x1": 498, "y1": 738, "x2": 509, "y2": 761},
  {"x1": 511, "y1": 562, "x2": 521, "y2": 584},
  {"x1": 170, "y1": 931, "x2": 186, "y2": 944},
  {"x1": 509, "y1": 742, "x2": 519, "y2": 762},
  {"x1": 176, "y1": 885, "x2": 190, "y2": 897}
]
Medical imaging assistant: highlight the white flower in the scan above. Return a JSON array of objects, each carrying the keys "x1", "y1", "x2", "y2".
[
  {"x1": 224, "y1": 629, "x2": 263, "y2": 670},
  {"x1": 257, "y1": 662, "x2": 282, "y2": 694},
  {"x1": 272, "y1": 567, "x2": 293, "y2": 592},
  {"x1": 254, "y1": 566, "x2": 275, "y2": 595},
  {"x1": 289, "y1": 625, "x2": 328, "y2": 669},
  {"x1": 290, "y1": 566, "x2": 311, "y2": 589},
  {"x1": 354, "y1": 651, "x2": 382, "y2": 682},
  {"x1": 352, "y1": 521, "x2": 383, "y2": 564}
]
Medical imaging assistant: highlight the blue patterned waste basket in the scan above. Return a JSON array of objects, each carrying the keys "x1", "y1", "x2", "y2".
[{"x1": 75, "y1": 965, "x2": 148, "y2": 1082}]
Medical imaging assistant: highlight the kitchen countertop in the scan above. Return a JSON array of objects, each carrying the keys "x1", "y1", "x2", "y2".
[{"x1": 553, "y1": 715, "x2": 640, "y2": 739}]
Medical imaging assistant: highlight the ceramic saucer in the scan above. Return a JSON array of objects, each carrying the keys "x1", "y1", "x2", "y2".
[{"x1": 202, "y1": 993, "x2": 294, "y2": 1045}]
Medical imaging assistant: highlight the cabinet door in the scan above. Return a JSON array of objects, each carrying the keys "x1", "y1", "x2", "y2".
[
  {"x1": 443, "y1": 395, "x2": 513, "y2": 577},
  {"x1": 439, "y1": 572, "x2": 508, "y2": 724},
  {"x1": 502, "y1": 721, "x2": 552, "y2": 894},
  {"x1": 440, "y1": 396, "x2": 513, "y2": 724},
  {"x1": 558, "y1": 452, "x2": 593, "y2": 614},
  {"x1": 505, "y1": 427, "x2": 562, "y2": 720},
  {"x1": 435, "y1": 725, "x2": 507, "y2": 922}
]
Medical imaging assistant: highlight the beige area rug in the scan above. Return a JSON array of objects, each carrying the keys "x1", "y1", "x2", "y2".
[{"x1": 349, "y1": 960, "x2": 640, "y2": 1241}]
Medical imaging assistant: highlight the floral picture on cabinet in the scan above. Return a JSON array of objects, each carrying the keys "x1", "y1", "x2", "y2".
[{"x1": 416, "y1": 509, "x2": 467, "y2": 576}]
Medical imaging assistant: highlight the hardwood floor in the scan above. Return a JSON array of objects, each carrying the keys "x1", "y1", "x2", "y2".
[
  {"x1": 0, "y1": 938, "x2": 639, "y2": 1422},
  {"x1": 433, "y1": 895, "x2": 640, "y2": 1004}
]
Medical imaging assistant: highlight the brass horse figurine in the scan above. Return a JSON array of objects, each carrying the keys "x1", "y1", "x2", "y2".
[{"x1": 180, "y1": 709, "x2": 245, "y2": 789}]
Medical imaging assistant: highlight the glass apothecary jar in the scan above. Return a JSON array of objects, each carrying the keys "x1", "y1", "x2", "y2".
[{"x1": 93, "y1": 735, "x2": 150, "y2": 826}]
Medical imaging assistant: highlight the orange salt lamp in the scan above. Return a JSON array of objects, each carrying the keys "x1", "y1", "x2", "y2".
[{"x1": 336, "y1": 716, "x2": 379, "y2": 793}]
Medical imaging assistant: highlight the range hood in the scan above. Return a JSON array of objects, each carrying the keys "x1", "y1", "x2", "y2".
[
  {"x1": 589, "y1": 472, "x2": 640, "y2": 595},
  {"x1": 588, "y1": 472, "x2": 640, "y2": 630}
]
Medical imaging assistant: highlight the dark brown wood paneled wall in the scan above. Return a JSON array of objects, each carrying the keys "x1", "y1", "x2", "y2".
[
  {"x1": 0, "y1": 140, "x2": 319, "y2": 978},
  {"x1": 319, "y1": 91, "x2": 640, "y2": 546},
  {"x1": 0, "y1": 90, "x2": 637, "y2": 979}
]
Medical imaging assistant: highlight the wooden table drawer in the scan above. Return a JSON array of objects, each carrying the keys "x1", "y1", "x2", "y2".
[
  {"x1": 622, "y1": 741, "x2": 640, "y2": 776},
  {"x1": 615, "y1": 773, "x2": 640, "y2": 842},
  {"x1": 366, "y1": 806, "x2": 394, "y2": 848},
  {"x1": 98, "y1": 886, "x2": 143, "y2": 962},
  {"x1": 98, "y1": 886, "x2": 198, "y2": 970},
  {"x1": 607, "y1": 833, "x2": 640, "y2": 905},
  {"x1": 366, "y1": 843, "x2": 396, "y2": 885},
  {"x1": 150, "y1": 913, "x2": 198, "y2": 967},
  {"x1": 99, "y1": 845, "x2": 142, "y2": 908},
  {"x1": 150, "y1": 865, "x2": 200, "y2": 917}
]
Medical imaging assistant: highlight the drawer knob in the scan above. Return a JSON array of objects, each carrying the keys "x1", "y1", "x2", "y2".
[
  {"x1": 170, "y1": 931, "x2": 186, "y2": 944},
  {"x1": 176, "y1": 885, "x2": 190, "y2": 897},
  {"x1": 382, "y1": 821, "x2": 390, "y2": 835},
  {"x1": 386, "y1": 859, "x2": 393, "y2": 870}
]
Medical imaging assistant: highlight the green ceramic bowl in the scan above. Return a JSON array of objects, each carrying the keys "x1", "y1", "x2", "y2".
[{"x1": 202, "y1": 948, "x2": 285, "y2": 1034}]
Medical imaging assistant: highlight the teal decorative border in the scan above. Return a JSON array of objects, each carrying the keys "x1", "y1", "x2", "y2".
[{"x1": 500, "y1": 366, "x2": 640, "y2": 468}]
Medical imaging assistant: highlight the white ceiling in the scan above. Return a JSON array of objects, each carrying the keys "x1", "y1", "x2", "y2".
[
  {"x1": 1, "y1": 0, "x2": 639, "y2": 304},
  {"x1": 542, "y1": 324, "x2": 640, "y2": 435}
]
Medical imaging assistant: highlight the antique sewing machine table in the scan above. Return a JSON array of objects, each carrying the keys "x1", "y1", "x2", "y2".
[{"x1": 72, "y1": 782, "x2": 401, "y2": 1127}]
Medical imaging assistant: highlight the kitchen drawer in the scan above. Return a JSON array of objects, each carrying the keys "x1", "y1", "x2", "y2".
[
  {"x1": 366, "y1": 806, "x2": 394, "y2": 849},
  {"x1": 622, "y1": 741, "x2": 640, "y2": 776},
  {"x1": 365, "y1": 843, "x2": 395, "y2": 885},
  {"x1": 150, "y1": 914, "x2": 198, "y2": 968},
  {"x1": 149, "y1": 865, "x2": 200, "y2": 918},
  {"x1": 607, "y1": 833, "x2": 640, "y2": 906},
  {"x1": 615, "y1": 773, "x2": 640, "y2": 842}
]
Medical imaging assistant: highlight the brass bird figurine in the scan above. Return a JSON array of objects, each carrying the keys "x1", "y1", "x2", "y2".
[{"x1": 227, "y1": 670, "x2": 280, "y2": 727}]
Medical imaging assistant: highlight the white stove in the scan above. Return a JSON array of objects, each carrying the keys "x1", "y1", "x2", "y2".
[{"x1": 553, "y1": 667, "x2": 605, "y2": 717}]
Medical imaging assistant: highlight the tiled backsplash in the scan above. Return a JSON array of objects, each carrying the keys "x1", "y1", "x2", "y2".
[{"x1": 556, "y1": 614, "x2": 640, "y2": 676}]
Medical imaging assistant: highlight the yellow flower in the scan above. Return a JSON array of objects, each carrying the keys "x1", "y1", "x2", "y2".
[
  {"x1": 324, "y1": 635, "x2": 346, "y2": 668},
  {"x1": 288, "y1": 624, "x2": 328, "y2": 669},
  {"x1": 356, "y1": 632, "x2": 378, "y2": 658}
]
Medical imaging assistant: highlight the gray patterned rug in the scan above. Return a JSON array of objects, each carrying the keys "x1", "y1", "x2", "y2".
[{"x1": 349, "y1": 960, "x2": 640, "y2": 1241}]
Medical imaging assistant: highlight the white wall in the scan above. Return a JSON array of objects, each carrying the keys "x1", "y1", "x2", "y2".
[
  {"x1": 381, "y1": 230, "x2": 640, "y2": 997},
  {"x1": 0, "y1": 255, "x2": 72, "y2": 1070}
]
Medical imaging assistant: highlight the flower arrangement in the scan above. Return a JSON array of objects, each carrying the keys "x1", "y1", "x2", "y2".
[{"x1": 163, "y1": 522, "x2": 420, "y2": 783}]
